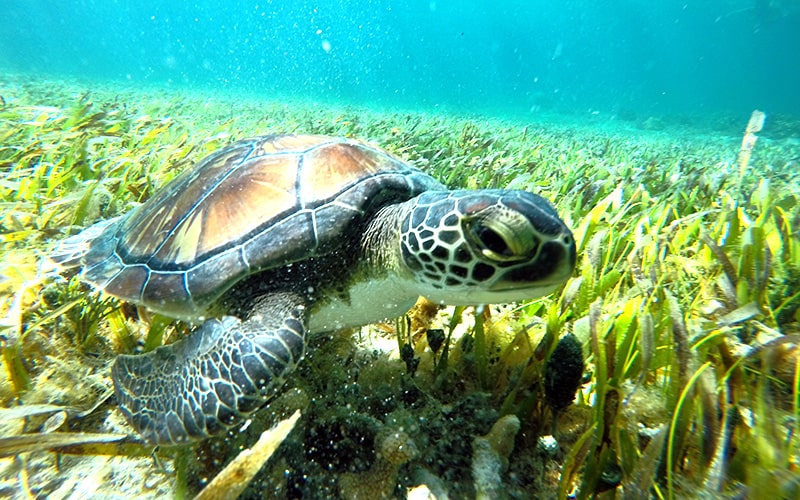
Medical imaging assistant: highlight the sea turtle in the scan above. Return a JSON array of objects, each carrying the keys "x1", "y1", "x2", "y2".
[{"x1": 51, "y1": 134, "x2": 576, "y2": 445}]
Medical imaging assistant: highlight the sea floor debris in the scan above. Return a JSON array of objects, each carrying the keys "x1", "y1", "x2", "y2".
[{"x1": 194, "y1": 410, "x2": 301, "y2": 500}]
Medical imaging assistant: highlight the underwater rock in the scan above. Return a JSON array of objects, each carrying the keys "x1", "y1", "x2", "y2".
[
  {"x1": 411, "y1": 468, "x2": 451, "y2": 500},
  {"x1": 537, "y1": 434, "x2": 559, "y2": 458},
  {"x1": 407, "y1": 483, "x2": 438, "y2": 500},
  {"x1": 379, "y1": 430, "x2": 419, "y2": 465},
  {"x1": 338, "y1": 459, "x2": 398, "y2": 500},
  {"x1": 471, "y1": 414, "x2": 520, "y2": 500},
  {"x1": 338, "y1": 429, "x2": 418, "y2": 500},
  {"x1": 472, "y1": 438, "x2": 501, "y2": 500}
]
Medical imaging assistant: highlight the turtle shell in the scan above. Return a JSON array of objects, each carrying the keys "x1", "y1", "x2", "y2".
[{"x1": 77, "y1": 135, "x2": 443, "y2": 319}]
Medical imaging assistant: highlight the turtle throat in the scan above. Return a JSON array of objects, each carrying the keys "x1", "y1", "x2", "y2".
[{"x1": 305, "y1": 202, "x2": 419, "y2": 333}]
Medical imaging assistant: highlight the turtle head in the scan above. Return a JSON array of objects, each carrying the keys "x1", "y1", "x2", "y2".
[{"x1": 399, "y1": 190, "x2": 576, "y2": 305}]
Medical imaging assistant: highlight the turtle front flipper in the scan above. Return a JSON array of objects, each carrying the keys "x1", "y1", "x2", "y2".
[{"x1": 112, "y1": 292, "x2": 306, "y2": 445}]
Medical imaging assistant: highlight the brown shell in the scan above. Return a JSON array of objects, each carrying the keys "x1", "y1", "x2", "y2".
[{"x1": 78, "y1": 135, "x2": 442, "y2": 318}]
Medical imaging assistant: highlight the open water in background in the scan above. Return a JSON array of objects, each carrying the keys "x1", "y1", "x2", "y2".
[{"x1": 1, "y1": 1, "x2": 799, "y2": 125}]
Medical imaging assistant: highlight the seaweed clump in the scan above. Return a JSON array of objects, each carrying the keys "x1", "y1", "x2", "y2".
[
  {"x1": 304, "y1": 412, "x2": 380, "y2": 473},
  {"x1": 544, "y1": 333, "x2": 585, "y2": 413}
]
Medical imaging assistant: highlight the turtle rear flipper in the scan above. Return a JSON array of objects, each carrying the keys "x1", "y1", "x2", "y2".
[
  {"x1": 112, "y1": 293, "x2": 306, "y2": 445},
  {"x1": 49, "y1": 217, "x2": 121, "y2": 270}
]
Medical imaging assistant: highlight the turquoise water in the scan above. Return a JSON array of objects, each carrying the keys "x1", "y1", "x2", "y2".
[{"x1": 2, "y1": 1, "x2": 799, "y2": 122}]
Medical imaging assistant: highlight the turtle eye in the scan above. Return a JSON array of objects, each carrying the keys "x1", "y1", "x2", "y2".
[
  {"x1": 465, "y1": 208, "x2": 538, "y2": 263},
  {"x1": 474, "y1": 224, "x2": 513, "y2": 258}
]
